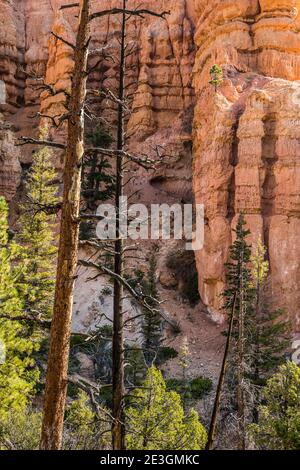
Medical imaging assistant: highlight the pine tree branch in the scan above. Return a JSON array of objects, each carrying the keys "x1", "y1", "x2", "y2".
[
  {"x1": 0, "y1": 313, "x2": 52, "y2": 329},
  {"x1": 17, "y1": 137, "x2": 66, "y2": 150},
  {"x1": 85, "y1": 147, "x2": 159, "y2": 170},
  {"x1": 23, "y1": 196, "x2": 62, "y2": 215},
  {"x1": 36, "y1": 112, "x2": 70, "y2": 128},
  {"x1": 51, "y1": 32, "x2": 76, "y2": 50},
  {"x1": 0, "y1": 312, "x2": 114, "y2": 339},
  {"x1": 19, "y1": 68, "x2": 66, "y2": 101},
  {"x1": 79, "y1": 213, "x2": 104, "y2": 220},
  {"x1": 60, "y1": 4, "x2": 170, "y2": 20},
  {"x1": 87, "y1": 88, "x2": 130, "y2": 111},
  {"x1": 35, "y1": 83, "x2": 56, "y2": 96},
  {"x1": 78, "y1": 259, "x2": 178, "y2": 330},
  {"x1": 85, "y1": 58, "x2": 105, "y2": 75},
  {"x1": 60, "y1": 3, "x2": 79, "y2": 9},
  {"x1": 89, "y1": 8, "x2": 170, "y2": 22},
  {"x1": 67, "y1": 375, "x2": 114, "y2": 423},
  {"x1": 79, "y1": 239, "x2": 117, "y2": 254}
]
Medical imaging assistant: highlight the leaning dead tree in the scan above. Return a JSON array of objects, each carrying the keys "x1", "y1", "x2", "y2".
[
  {"x1": 206, "y1": 294, "x2": 236, "y2": 450},
  {"x1": 40, "y1": 0, "x2": 91, "y2": 450}
]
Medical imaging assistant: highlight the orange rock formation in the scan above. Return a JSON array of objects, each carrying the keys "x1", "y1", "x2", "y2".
[
  {"x1": 0, "y1": 0, "x2": 300, "y2": 331},
  {"x1": 193, "y1": 0, "x2": 300, "y2": 330}
]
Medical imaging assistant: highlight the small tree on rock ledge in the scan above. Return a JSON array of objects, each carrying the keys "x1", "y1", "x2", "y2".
[{"x1": 209, "y1": 64, "x2": 223, "y2": 91}]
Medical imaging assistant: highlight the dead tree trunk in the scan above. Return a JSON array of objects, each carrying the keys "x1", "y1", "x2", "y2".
[
  {"x1": 40, "y1": 0, "x2": 90, "y2": 450},
  {"x1": 253, "y1": 274, "x2": 261, "y2": 425},
  {"x1": 112, "y1": 0, "x2": 126, "y2": 451},
  {"x1": 237, "y1": 247, "x2": 246, "y2": 450},
  {"x1": 206, "y1": 294, "x2": 237, "y2": 450}
]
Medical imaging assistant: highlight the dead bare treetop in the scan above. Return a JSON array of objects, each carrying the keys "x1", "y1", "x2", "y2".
[{"x1": 60, "y1": 3, "x2": 170, "y2": 21}]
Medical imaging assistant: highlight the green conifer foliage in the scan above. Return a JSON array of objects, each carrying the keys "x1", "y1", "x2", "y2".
[
  {"x1": 221, "y1": 219, "x2": 291, "y2": 446},
  {"x1": 82, "y1": 123, "x2": 115, "y2": 210},
  {"x1": 0, "y1": 408, "x2": 42, "y2": 450},
  {"x1": 18, "y1": 144, "x2": 59, "y2": 319},
  {"x1": 222, "y1": 213, "x2": 254, "y2": 390},
  {"x1": 249, "y1": 362, "x2": 300, "y2": 450},
  {"x1": 250, "y1": 237, "x2": 291, "y2": 381},
  {"x1": 222, "y1": 213, "x2": 254, "y2": 448},
  {"x1": 141, "y1": 256, "x2": 162, "y2": 365},
  {"x1": 249, "y1": 237, "x2": 291, "y2": 422},
  {"x1": 209, "y1": 64, "x2": 223, "y2": 91},
  {"x1": 64, "y1": 390, "x2": 111, "y2": 450},
  {"x1": 80, "y1": 123, "x2": 115, "y2": 239},
  {"x1": 126, "y1": 367, "x2": 207, "y2": 450},
  {"x1": 223, "y1": 213, "x2": 253, "y2": 317},
  {"x1": 64, "y1": 390, "x2": 95, "y2": 449},
  {"x1": 0, "y1": 197, "x2": 39, "y2": 420}
]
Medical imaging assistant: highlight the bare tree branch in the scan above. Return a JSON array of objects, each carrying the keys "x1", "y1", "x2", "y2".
[
  {"x1": 17, "y1": 137, "x2": 66, "y2": 150},
  {"x1": 78, "y1": 259, "x2": 179, "y2": 330},
  {"x1": 36, "y1": 112, "x2": 70, "y2": 128},
  {"x1": 68, "y1": 375, "x2": 114, "y2": 423},
  {"x1": 85, "y1": 147, "x2": 159, "y2": 170},
  {"x1": 60, "y1": 3, "x2": 79, "y2": 10},
  {"x1": 87, "y1": 87, "x2": 130, "y2": 111},
  {"x1": 51, "y1": 32, "x2": 76, "y2": 50},
  {"x1": 90, "y1": 8, "x2": 170, "y2": 22},
  {"x1": 79, "y1": 213, "x2": 104, "y2": 221}
]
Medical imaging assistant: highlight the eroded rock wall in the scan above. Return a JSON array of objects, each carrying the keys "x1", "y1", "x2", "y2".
[
  {"x1": 0, "y1": 0, "x2": 197, "y2": 327},
  {"x1": 0, "y1": 117, "x2": 21, "y2": 201},
  {"x1": 1, "y1": 0, "x2": 300, "y2": 331},
  {"x1": 193, "y1": 0, "x2": 300, "y2": 329},
  {"x1": 40, "y1": 1, "x2": 195, "y2": 140},
  {"x1": 0, "y1": 0, "x2": 25, "y2": 112},
  {"x1": 0, "y1": 0, "x2": 196, "y2": 192}
]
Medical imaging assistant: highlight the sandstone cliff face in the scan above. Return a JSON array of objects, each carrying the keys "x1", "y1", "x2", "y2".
[
  {"x1": 0, "y1": 117, "x2": 21, "y2": 201},
  {"x1": 193, "y1": 0, "x2": 300, "y2": 330},
  {"x1": 0, "y1": 0, "x2": 197, "y2": 330},
  {"x1": 1, "y1": 0, "x2": 300, "y2": 331},
  {"x1": 40, "y1": 1, "x2": 195, "y2": 170},
  {"x1": 0, "y1": 0, "x2": 25, "y2": 112}
]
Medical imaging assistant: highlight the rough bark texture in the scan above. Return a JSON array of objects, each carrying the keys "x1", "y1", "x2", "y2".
[
  {"x1": 112, "y1": 0, "x2": 126, "y2": 451},
  {"x1": 40, "y1": 0, "x2": 90, "y2": 450}
]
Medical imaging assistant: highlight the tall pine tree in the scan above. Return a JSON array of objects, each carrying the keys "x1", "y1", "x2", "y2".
[
  {"x1": 250, "y1": 237, "x2": 291, "y2": 422},
  {"x1": 219, "y1": 220, "x2": 291, "y2": 448},
  {"x1": 0, "y1": 197, "x2": 39, "y2": 421},
  {"x1": 82, "y1": 123, "x2": 115, "y2": 209},
  {"x1": 222, "y1": 213, "x2": 254, "y2": 449},
  {"x1": 17, "y1": 140, "x2": 59, "y2": 320},
  {"x1": 141, "y1": 255, "x2": 162, "y2": 366},
  {"x1": 80, "y1": 123, "x2": 115, "y2": 239}
]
